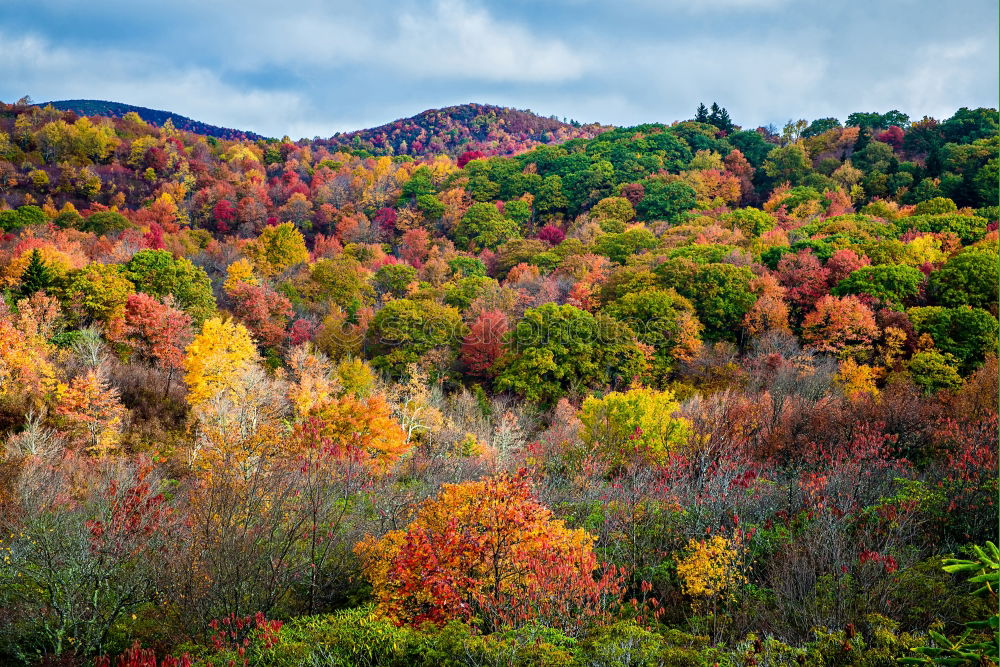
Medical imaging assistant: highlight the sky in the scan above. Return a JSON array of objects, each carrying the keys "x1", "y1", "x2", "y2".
[{"x1": 1, "y1": 0, "x2": 997, "y2": 140}]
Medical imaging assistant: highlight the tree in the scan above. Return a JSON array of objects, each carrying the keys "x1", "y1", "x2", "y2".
[
  {"x1": 593, "y1": 228, "x2": 659, "y2": 264},
  {"x1": 122, "y1": 293, "x2": 193, "y2": 389},
  {"x1": 355, "y1": 471, "x2": 621, "y2": 633},
  {"x1": 494, "y1": 303, "x2": 647, "y2": 404},
  {"x1": 460, "y1": 309, "x2": 509, "y2": 377},
  {"x1": 455, "y1": 202, "x2": 521, "y2": 251},
  {"x1": 123, "y1": 250, "x2": 216, "y2": 324},
  {"x1": 723, "y1": 207, "x2": 775, "y2": 237},
  {"x1": 61, "y1": 263, "x2": 135, "y2": 327},
  {"x1": 226, "y1": 282, "x2": 293, "y2": 348},
  {"x1": 635, "y1": 180, "x2": 696, "y2": 222},
  {"x1": 366, "y1": 299, "x2": 467, "y2": 377},
  {"x1": 762, "y1": 143, "x2": 811, "y2": 185},
  {"x1": 183, "y1": 317, "x2": 259, "y2": 406},
  {"x1": 81, "y1": 211, "x2": 130, "y2": 235},
  {"x1": 17, "y1": 249, "x2": 54, "y2": 299},
  {"x1": 928, "y1": 247, "x2": 999, "y2": 314},
  {"x1": 675, "y1": 536, "x2": 747, "y2": 613},
  {"x1": 802, "y1": 117, "x2": 842, "y2": 138},
  {"x1": 908, "y1": 306, "x2": 998, "y2": 373},
  {"x1": 372, "y1": 263, "x2": 417, "y2": 298},
  {"x1": 776, "y1": 249, "x2": 831, "y2": 312},
  {"x1": 304, "y1": 394, "x2": 412, "y2": 472},
  {"x1": 578, "y1": 387, "x2": 690, "y2": 464},
  {"x1": 246, "y1": 222, "x2": 309, "y2": 277},
  {"x1": 602, "y1": 288, "x2": 702, "y2": 372},
  {"x1": 590, "y1": 197, "x2": 635, "y2": 232},
  {"x1": 801, "y1": 295, "x2": 879, "y2": 356},
  {"x1": 659, "y1": 262, "x2": 756, "y2": 343},
  {"x1": 55, "y1": 369, "x2": 127, "y2": 456},
  {"x1": 695, "y1": 103, "x2": 710, "y2": 123},
  {"x1": 308, "y1": 256, "x2": 374, "y2": 312},
  {"x1": 907, "y1": 349, "x2": 963, "y2": 394},
  {"x1": 832, "y1": 264, "x2": 924, "y2": 310}
]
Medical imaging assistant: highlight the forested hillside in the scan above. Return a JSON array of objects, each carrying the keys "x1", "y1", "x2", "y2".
[
  {"x1": 313, "y1": 103, "x2": 605, "y2": 158},
  {"x1": 0, "y1": 98, "x2": 996, "y2": 666},
  {"x1": 44, "y1": 99, "x2": 268, "y2": 141}
]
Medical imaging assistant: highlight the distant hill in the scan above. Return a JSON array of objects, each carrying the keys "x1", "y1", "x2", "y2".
[
  {"x1": 311, "y1": 103, "x2": 607, "y2": 158},
  {"x1": 44, "y1": 99, "x2": 269, "y2": 141}
]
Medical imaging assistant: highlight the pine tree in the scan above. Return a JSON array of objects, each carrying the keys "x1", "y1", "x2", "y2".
[
  {"x1": 19, "y1": 249, "x2": 53, "y2": 298},
  {"x1": 695, "y1": 103, "x2": 709, "y2": 123},
  {"x1": 717, "y1": 107, "x2": 734, "y2": 133},
  {"x1": 708, "y1": 102, "x2": 722, "y2": 127}
]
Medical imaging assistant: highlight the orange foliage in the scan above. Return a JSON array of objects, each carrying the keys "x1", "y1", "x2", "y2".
[{"x1": 356, "y1": 471, "x2": 622, "y2": 633}]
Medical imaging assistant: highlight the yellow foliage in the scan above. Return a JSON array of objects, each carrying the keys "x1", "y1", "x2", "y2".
[
  {"x1": 578, "y1": 387, "x2": 690, "y2": 464},
  {"x1": 246, "y1": 222, "x2": 309, "y2": 277},
  {"x1": 222, "y1": 257, "x2": 259, "y2": 293},
  {"x1": 306, "y1": 394, "x2": 412, "y2": 472},
  {"x1": 836, "y1": 358, "x2": 881, "y2": 400},
  {"x1": 676, "y1": 536, "x2": 746, "y2": 607},
  {"x1": 902, "y1": 235, "x2": 946, "y2": 267},
  {"x1": 183, "y1": 318, "x2": 259, "y2": 407}
]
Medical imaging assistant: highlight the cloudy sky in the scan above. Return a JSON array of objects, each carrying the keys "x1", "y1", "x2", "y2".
[{"x1": 1, "y1": 0, "x2": 996, "y2": 139}]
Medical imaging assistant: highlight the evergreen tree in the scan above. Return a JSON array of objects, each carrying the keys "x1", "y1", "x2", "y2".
[
  {"x1": 717, "y1": 107, "x2": 734, "y2": 133},
  {"x1": 695, "y1": 103, "x2": 709, "y2": 123},
  {"x1": 18, "y1": 249, "x2": 53, "y2": 298},
  {"x1": 709, "y1": 102, "x2": 722, "y2": 126}
]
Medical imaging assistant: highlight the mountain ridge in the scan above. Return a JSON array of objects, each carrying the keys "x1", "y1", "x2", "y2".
[
  {"x1": 40, "y1": 99, "x2": 607, "y2": 158},
  {"x1": 44, "y1": 99, "x2": 269, "y2": 141}
]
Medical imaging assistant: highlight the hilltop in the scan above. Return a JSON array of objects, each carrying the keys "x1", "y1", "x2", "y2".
[
  {"x1": 44, "y1": 99, "x2": 269, "y2": 141},
  {"x1": 312, "y1": 102, "x2": 607, "y2": 158}
]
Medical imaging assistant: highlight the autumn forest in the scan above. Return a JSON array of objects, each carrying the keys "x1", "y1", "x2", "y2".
[{"x1": 0, "y1": 98, "x2": 997, "y2": 665}]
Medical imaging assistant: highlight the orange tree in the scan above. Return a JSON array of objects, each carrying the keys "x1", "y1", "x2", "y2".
[{"x1": 355, "y1": 471, "x2": 623, "y2": 635}]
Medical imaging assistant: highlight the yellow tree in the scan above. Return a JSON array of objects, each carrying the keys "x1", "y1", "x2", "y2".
[
  {"x1": 245, "y1": 222, "x2": 309, "y2": 277},
  {"x1": 675, "y1": 535, "x2": 747, "y2": 615},
  {"x1": 183, "y1": 317, "x2": 259, "y2": 407}
]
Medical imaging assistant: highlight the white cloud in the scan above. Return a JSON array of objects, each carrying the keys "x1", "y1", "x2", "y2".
[
  {"x1": 0, "y1": 31, "x2": 313, "y2": 137},
  {"x1": 386, "y1": 0, "x2": 588, "y2": 82},
  {"x1": 872, "y1": 40, "x2": 988, "y2": 120}
]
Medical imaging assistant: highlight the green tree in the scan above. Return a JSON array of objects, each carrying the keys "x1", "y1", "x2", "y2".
[
  {"x1": 447, "y1": 257, "x2": 487, "y2": 278},
  {"x1": 61, "y1": 263, "x2": 135, "y2": 326},
  {"x1": 593, "y1": 227, "x2": 659, "y2": 264},
  {"x1": 309, "y1": 256, "x2": 374, "y2": 312},
  {"x1": 907, "y1": 349, "x2": 963, "y2": 394},
  {"x1": 372, "y1": 263, "x2": 417, "y2": 298},
  {"x1": 635, "y1": 180, "x2": 696, "y2": 222},
  {"x1": 81, "y1": 211, "x2": 130, "y2": 235},
  {"x1": 928, "y1": 246, "x2": 999, "y2": 313},
  {"x1": 578, "y1": 387, "x2": 690, "y2": 464},
  {"x1": 366, "y1": 299, "x2": 467, "y2": 377},
  {"x1": 17, "y1": 249, "x2": 54, "y2": 298},
  {"x1": 455, "y1": 202, "x2": 521, "y2": 251},
  {"x1": 762, "y1": 143, "x2": 811, "y2": 185},
  {"x1": 503, "y1": 199, "x2": 532, "y2": 226},
  {"x1": 831, "y1": 264, "x2": 924, "y2": 310},
  {"x1": 494, "y1": 303, "x2": 646, "y2": 404},
  {"x1": 122, "y1": 250, "x2": 216, "y2": 324},
  {"x1": 603, "y1": 288, "x2": 701, "y2": 374},
  {"x1": 658, "y1": 261, "x2": 756, "y2": 342},
  {"x1": 908, "y1": 306, "x2": 999, "y2": 373},
  {"x1": 590, "y1": 196, "x2": 635, "y2": 232}
]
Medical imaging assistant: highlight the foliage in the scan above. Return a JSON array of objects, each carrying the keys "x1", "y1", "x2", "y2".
[
  {"x1": 356, "y1": 471, "x2": 621, "y2": 633},
  {"x1": 183, "y1": 317, "x2": 259, "y2": 406},
  {"x1": 494, "y1": 303, "x2": 646, "y2": 404},
  {"x1": 578, "y1": 387, "x2": 690, "y2": 464}
]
